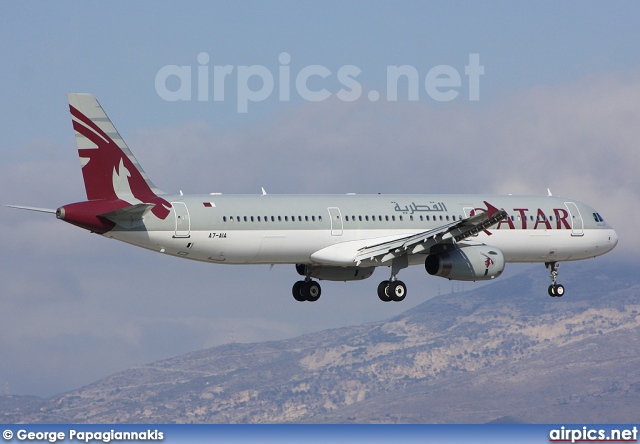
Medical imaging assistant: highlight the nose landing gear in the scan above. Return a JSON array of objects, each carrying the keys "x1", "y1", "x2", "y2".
[{"x1": 545, "y1": 261, "x2": 564, "y2": 297}]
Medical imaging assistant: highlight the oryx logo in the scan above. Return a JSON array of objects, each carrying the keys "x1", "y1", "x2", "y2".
[
  {"x1": 481, "y1": 253, "x2": 495, "y2": 276},
  {"x1": 70, "y1": 105, "x2": 171, "y2": 219}
]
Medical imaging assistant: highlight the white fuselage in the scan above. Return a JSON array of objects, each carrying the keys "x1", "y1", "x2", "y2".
[{"x1": 104, "y1": 193, "x2": 618, "y2": 267}]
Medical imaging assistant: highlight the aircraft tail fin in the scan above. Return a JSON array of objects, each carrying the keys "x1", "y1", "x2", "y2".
[
  {"x1": 67, "y1": 93, "x2": 171, "y2": 221},
  {"x1": 68, "y1": 93, "x2": 165, "y2": 201}
]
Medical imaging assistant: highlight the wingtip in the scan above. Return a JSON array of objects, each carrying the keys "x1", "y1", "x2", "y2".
[{"x1": 483, "y1": 201, "x2": 499, "y2": 217}]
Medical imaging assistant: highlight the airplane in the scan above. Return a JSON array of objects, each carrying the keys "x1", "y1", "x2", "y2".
[{"x1": 7, "y1": 93, "x2": 618, "y2": 302}]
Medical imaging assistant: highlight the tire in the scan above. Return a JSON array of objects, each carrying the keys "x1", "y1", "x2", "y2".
[
  {"x1": 548, "y1": 285, "x2": 556, "y2": 297},
  {"x1": 388, "y1": 281, "x2": 407, "y2": 302},
  {"x1": 292, "y1": 281, "x2": 306, "y2": 302},
  {"x1": 377, "y1": 280, "x2": 391, "y2": 302},
  {"x1": 305, "y1": 281, "x2": 321, "y2": 302},
  {"x1": 555, "y1": 284, "x2": 564, "y2": 297}
]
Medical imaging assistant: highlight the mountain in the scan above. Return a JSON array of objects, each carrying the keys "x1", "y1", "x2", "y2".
[{"x1": 2, "y1": 259, "x2": 639, "y2": 423}]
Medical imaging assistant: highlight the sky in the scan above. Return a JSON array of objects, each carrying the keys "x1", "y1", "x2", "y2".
[{"x1": 1, "y1": 1, "x2": 639, "y2": 397}]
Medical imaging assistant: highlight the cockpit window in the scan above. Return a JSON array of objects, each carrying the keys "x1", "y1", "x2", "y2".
[{"x1": 593, "y1": 213, "x2": 604, "y2": 223}]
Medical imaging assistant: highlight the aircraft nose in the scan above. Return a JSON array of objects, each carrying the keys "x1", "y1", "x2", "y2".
[{"x1": 610, "y1": 229, "x2": 619, "y2": 248}]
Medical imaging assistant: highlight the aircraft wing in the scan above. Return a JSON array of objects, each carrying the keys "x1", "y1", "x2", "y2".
[
  {"x1": 355, "y1": 201, "x2": 507, "y2": 264},
  {"x1": 310, "y1": 201, "x2": 507, "y2": 266}
]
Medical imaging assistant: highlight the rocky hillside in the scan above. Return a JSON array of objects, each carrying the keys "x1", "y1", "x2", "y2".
[{"x1": 2, "y1": 260, "x2": 639, "y2": 423}]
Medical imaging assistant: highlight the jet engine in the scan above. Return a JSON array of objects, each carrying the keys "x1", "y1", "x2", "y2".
[
  {"x1": 424, "y1": 245, "x2": 505, "y2": 281},
  {"x1": 296, "y1": 264, "x2": 375, "y2": 281}
]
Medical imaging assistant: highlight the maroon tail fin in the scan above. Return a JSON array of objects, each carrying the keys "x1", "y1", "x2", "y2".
[{"x1": 67, "y1": 93, "x2": 170, "y2": 220}]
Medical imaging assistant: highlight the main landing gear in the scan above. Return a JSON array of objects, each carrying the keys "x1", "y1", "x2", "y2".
[
  {"x1": 377, "y1": 279, "x2": 407, "y2": 302},
  {"x1": 292, "y1": 264, "x2": 321, "y2": 302},
  {"x1": 292, "y1": 280, "x2": 321, "y2": 302},
  {"x1": 545, "y1": 261, "x2": 565, "y2": 297},
  {"x1": 377, "y1": 255, "x2": 409, "y2": 302}
]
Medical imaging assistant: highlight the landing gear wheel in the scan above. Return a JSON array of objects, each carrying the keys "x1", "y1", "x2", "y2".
[
  {"x1": 388, "y1": 281, "x2": 407, "y2": 302},
  {"x1": 292, "y1": 281, "x2": 306, "y2": 302},
  {"x1": 547, "y1": 284, "x2": 565, "y2": 297},
  {"x1": 304, "y1": 281, "x2": 321, "y2": 302},
  {"x1": 377, "y1": 280, "x2": 391, "y2": 302}
]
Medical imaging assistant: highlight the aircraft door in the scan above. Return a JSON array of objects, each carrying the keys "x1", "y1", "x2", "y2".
[
  {"x1": 564, "y1": 202, "x2": 584, "y2": 236},
  {"x1": 327, "y1": 207, "x2": 343, "y2": 236},
  {"x1": 172, "y1": 202, "x2": 191, "y2": 238}
]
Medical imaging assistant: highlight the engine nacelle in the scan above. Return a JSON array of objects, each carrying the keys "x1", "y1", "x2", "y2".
[
  {"x1": 424, "y1": 245, "x2": 505, "y2": 281},
  {"x1": 296, "y1": 264, "x2": 375, "y2": 282}
]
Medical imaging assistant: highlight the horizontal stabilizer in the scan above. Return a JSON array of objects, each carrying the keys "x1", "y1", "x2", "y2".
[{"x1": 98, "y1": 203, "x2": 156, "y2": 228}]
